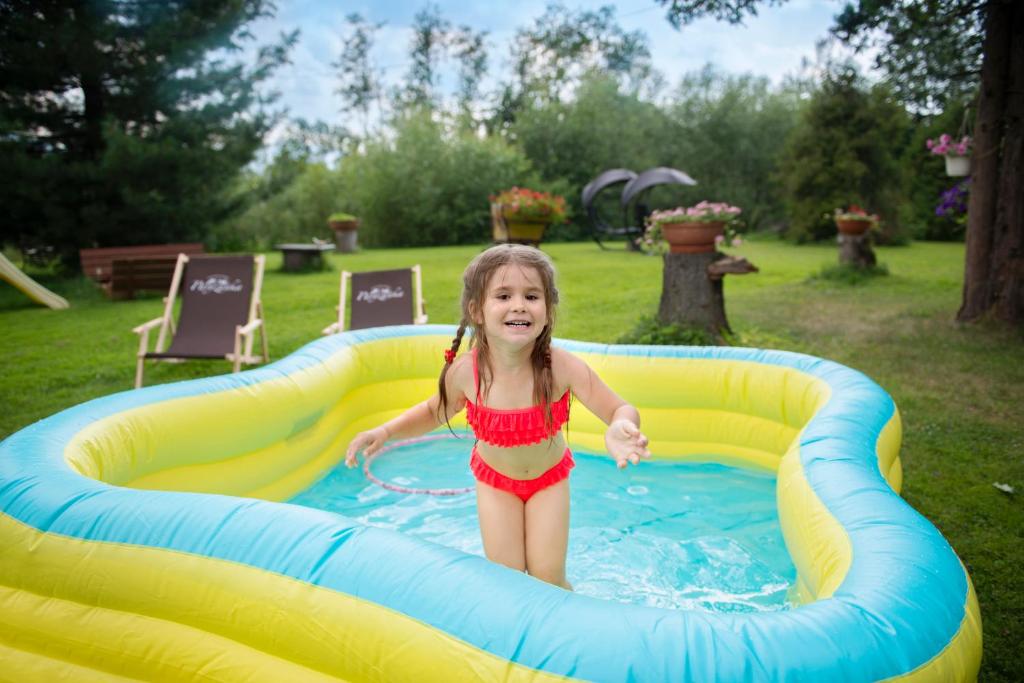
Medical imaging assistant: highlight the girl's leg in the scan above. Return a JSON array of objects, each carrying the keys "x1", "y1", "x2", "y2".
[
  {"x1": 524, "y1": 478, "x2": 572, "y2": 589},
  {"x1": 475, "y1": 481, "x2": 527, "y2": 572}
]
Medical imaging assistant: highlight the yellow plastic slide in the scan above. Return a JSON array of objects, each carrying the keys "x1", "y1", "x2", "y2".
[{"x1": 0, "y1": 252, "x2": 69, "y2": 310}]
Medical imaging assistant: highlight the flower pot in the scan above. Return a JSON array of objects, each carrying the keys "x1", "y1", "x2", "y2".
[
  {"x1": 659, "y1": 221, "x2": 726, "y2": 253},
  {"x1": 329, "y1": 219, "x2": 359, "y2": 253},
  {"x1": 329, "y1": 219, "x2": 359, "y2": 231},
  {"x1": 503, "y1": 219, "x2": 548, "y2": 245},
  {"x1": 835, "y1": 219, "x2": 872, "y2": 236},
  {"x1": 491, "y1": 203, "x2": 548, "y2": 246},
  {"x1": 944, "y1": 155, "x2": 970, "y2": 177}
]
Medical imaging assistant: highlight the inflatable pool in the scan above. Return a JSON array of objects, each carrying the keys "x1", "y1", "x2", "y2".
[{"x1": 0, "y1": 325, "x2": 981, "y2": 681}]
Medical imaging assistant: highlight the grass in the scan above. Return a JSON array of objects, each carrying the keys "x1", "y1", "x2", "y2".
[{"x1": 1, "y1": 238, "x2": 1022, "y2": 679}]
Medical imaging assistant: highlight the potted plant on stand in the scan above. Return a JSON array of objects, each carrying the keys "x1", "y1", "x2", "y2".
[
  {"x1": 641, "y1": 201, "x2": 755, "y2": 343},
  {"x1": 328, "y1": 212, "x2": 359, "y2": 253},
  {"x1": 831, "y1": 205, "x2": 879, "y2": 268},
  {"x1": 490, "y1": 187, "x2": 567, "y2": 246},
  {"x1": 927, "y1": 134, "x2": 972, "y2": 177},
  {"x1": 832, "y1": 205, "x2": 878, "y2": 236},
  {"x1": 643, "y1": 201, "x2": 743, "y2": 253}
]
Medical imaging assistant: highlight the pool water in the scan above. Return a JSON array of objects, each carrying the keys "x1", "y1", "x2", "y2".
[{"x1": 289, "y1": 433, "x2": 796, "y2": 612}]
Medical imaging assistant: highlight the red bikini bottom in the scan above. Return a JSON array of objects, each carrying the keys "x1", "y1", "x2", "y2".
[{"x1": 470, "y1": 448, "x2": 575, "y2": 503}]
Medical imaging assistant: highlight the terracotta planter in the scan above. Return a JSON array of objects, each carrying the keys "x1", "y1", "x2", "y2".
[
  {"x1": 944, "y1": 155, "x2": 970, "y2": 177},
  {"x1": 835, "y1": 218, "x2": 872, "y2": 236},
  {"x1": 328, "y1": 219, "x2": 359, "y2": 231},
  {"x1": 659, "y1": 221, "x2": 726, "y2": 253}
]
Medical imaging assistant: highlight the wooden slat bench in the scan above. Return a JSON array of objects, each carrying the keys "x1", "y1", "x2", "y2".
[{"x1": 80, "y1": 243, "x2": 205, "y2": 300}]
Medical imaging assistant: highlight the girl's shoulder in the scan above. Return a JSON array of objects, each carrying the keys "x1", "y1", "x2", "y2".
[
  {"x1": 550, "y1": 346, "x2": 588, "y2": 388},
  {"x1": 444, "y1": 350, "x2": 475, "y2": 398}
]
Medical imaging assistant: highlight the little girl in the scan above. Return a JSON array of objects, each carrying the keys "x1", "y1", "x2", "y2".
[{"x1": 345, "y1": 244, "x2": 649, "y2": 589}]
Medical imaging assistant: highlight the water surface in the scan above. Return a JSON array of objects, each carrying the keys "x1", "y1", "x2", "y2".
[{"x1": 290, "y1": 433, "x2": 795, "y2": 612}]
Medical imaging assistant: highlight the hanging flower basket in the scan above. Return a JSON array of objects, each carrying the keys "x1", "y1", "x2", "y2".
[
  {"x1": 928, "y1": 135, "x2": 972, "y2": 177},
  {"x1": 944, "y1": 155, "x2": 971, "y2": 177}
]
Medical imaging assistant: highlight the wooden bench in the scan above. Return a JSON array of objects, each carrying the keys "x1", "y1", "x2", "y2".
[{"x1": 79, "y1": 243, "x2": 205, "y2": 299}]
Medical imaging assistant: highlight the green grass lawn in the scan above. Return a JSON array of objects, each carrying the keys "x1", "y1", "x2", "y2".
[{"x1": 1, "y1": 238, "x2": 1021, "y2": 679}]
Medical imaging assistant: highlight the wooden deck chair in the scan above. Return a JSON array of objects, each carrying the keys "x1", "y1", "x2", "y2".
[
  {"x1": 132, "y1": 254, "x2": 269, "y2": 388},
  {"x1": 323, "y1": 265, "x2": 427, "y2": 334}
]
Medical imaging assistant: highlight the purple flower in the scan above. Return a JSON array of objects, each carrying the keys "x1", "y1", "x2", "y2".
[{"x1": 935, "y1": 179, "x2": 970, "y2": 218}]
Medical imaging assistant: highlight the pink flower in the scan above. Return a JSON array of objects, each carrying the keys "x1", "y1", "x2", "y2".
[{"x1": 927, "y1": 133, "x2": 971, "y2": 157}]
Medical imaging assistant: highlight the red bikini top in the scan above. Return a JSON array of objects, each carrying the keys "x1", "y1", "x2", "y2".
[{"x1": 465, "y1": 348, "x2": 570, "y2": 447}]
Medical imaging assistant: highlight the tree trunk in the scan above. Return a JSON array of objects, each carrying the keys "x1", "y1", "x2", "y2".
[
  {"x1": 958, "y1": 0, "x2": 1024, "y2": 324},
  {"x1": 838, "y1": 233, "x2": 877, "y2": 268},
  {"x1": 658, "y1": 251, "x2": 731, "y2": 340},
  {"x1": 72, "y1": 0, "x2": 106, "y2": 162}
]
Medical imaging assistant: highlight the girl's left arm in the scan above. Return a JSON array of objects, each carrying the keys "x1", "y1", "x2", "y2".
[{"x1": 556, "y1": 348, "x2": 651, "y2": 469}]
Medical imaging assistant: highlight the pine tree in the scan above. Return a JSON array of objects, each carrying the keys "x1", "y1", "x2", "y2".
[{"x1": 0, "y1": 0, "x2": 296, "y2": 266}]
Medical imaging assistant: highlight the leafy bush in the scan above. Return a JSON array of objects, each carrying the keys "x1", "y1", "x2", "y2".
[
  {"x1": 807, "y1": 262, "x2": 890, "y2": 285},
  {"x1": 210, "y1": 162, "x2": 343, "y2": 251},
  {"x1": 339, "y1": 112, "x2": 548, "y2": 247},
  {"x1": 617, "y1": 315, "x2": 718, "y2": 346}
]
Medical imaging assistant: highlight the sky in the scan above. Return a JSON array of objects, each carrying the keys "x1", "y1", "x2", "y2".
[{"x1": 244, "y1": 0, "x2": 873, "y2": 134}]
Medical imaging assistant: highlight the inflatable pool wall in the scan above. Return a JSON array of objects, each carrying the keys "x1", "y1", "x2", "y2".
[{"x1": 0, "y1": 325, "x2": 981, "y2": 681}]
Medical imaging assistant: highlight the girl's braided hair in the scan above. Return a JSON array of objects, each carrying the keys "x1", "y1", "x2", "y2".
[{"x1": 438, "y1": 244, "x2": 560, "y2": 432}]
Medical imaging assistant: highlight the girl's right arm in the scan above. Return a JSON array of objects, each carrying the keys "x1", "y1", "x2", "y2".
[{"x1": 344, "y1": 354, "x2": 469, "y2": 467}]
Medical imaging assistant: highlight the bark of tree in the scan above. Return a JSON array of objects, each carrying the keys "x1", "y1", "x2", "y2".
[
  {"x1": 658, "y1": 251, "x2": 731, "y2": 340},
  {"x1": 958, "y1": 0, "x2": 1024, "y2": 324},
  {"x1": 838, "y1": 233, "x2": 877, "y2": 268}
]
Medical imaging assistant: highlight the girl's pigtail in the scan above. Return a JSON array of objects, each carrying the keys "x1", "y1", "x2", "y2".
[
  {"x1": 533, "y1": 327, "x2": 556, "y2": 434},
  {"x1": 437, "y1": 320, "x2": 468, "y2": 431}
]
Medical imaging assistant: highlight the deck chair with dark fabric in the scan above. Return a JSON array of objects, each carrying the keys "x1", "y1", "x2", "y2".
[
  {"x1": 132, "y1": 254, "x2": 269, "y2": 388},
  {"x1": 323, "y1": 265, "x2": 427, "y2": 334}
]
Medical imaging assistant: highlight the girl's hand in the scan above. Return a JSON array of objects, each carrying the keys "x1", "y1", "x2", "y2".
[
  {"x1": 605, "y1": 419, "x2": 651, "y2": 469},
  {"x1": 345, "y1": 427, "x2": 389, "y2": 468}
]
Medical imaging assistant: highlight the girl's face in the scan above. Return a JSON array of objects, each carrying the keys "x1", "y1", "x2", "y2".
[{"x1": 474, "y1": 264, "x2": 548, "y2": 349}]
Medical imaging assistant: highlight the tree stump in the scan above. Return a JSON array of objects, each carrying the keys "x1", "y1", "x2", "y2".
[
  {"x1": 658, "y1": 251, "x2": 757, "y2": 341},
  {"x1": 838, "y1": 233, "x2": 877, "y2": 268}
]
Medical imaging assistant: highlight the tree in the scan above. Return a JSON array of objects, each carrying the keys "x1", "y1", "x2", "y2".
[
  {"x1": 450, "y1": 25, "x2": 489, "y2": 130},
  {"x1": 776, "y1": 65, "x2": 910, "y2": 243},
  {"x1": 658, "y1": 0, "x2": 1023, "y2": 325},
  {"x1": 667, "y1": 65, "x2": 802, "y2": 233},
  {"x1": 333, "y1": 13, "x2": 385, "y2": 138},
  {"x1": 0, "y1": 0, "x2": 295, "y2": 266},
  {"x1": 400, "y1": 4, "x2": 450, "y2": 111},
  {"x1": 492, "y1": 3, "x2": 655, "y2": 133}
]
